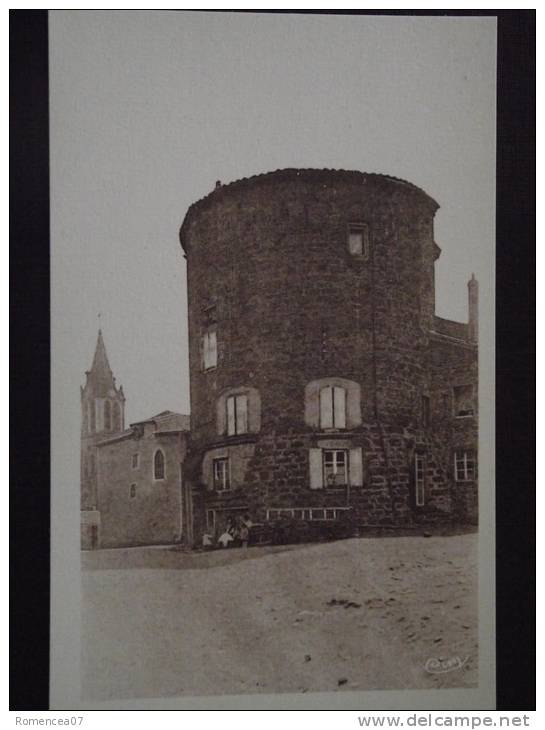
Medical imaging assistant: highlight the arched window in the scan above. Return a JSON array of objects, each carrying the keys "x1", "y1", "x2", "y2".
[
  {"x1": 154, "y1": 449, "x2": 165, "y2": 480},
  {"x1": 304, "y1": 378, "x2": 361, "y2": 430},
  {"x1": 104, "y1": 400, "x2": 111, "y2": 431},
  {"x1": 112, "y1": 401, "x2": 121, "y2": 432}
]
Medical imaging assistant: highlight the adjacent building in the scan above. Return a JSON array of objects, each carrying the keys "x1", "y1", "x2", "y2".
[{"x1": 80, "y1": 331, "x2": 189, "y2": 549}]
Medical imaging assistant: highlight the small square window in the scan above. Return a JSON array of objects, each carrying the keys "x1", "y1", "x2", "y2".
[
  {"x1": 348, "y1": 223, "x2": 370, "y2": 259},
  {"x1": 454, "y1": 451, "x2": 476, "y2": 482},
  {"x1": 453, "y1": 385, "x2": 475, "y2": 418}
]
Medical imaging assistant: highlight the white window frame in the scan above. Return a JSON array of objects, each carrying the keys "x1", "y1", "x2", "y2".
[
  {"x1": 153, "y1": 449, "x2": 166, "y2": 481},
  {"x1": 226, "y1": 394, "x2": 249, "y2": 436},
  {"x1": 213, "y1": 457, "x2": 230, "y2": 491},
  {"x1": 415, "y1": 453, "x2": 425, "y2": 506},
  {"x1": 131, "y1": 453, "x2": 139, "y2": 470},
  {"x1": 319, "y1": 386, "x2": 347, "y2": 430},
  {"x1": 454, "y1": 451, "x2": 476, "y2": 482},
  {"x1": 202, "y1": 330, "x2": 218, "y2": 370},
  {"x1": 323, "y1": 448, "x2": 349, "y2": 487}
]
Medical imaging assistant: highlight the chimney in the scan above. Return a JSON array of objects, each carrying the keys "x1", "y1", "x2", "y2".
[
  {"x1": 215, "y1": 180, "x2": 222, "y2": 189},
  {"x1": 468, "y1": 273, "x2": 478, "y2": 343}
]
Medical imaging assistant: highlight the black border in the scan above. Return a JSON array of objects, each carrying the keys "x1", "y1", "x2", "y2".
[
  {"x1": 495, "y1": 10, "x2": 535, "y2": 711},
  {"x1": 10, "y1": 9, "x2": 50, "y2": 711},
  {"x1": 9, "y1": 9, "x2": 535, "y2": 711}
]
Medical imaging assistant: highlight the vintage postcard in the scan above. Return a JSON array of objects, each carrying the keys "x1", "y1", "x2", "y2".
[{"x1": 49, "y1": 11, "x2": 497, "y2": 709}]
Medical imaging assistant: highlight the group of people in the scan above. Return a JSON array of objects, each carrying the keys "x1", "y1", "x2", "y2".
[{"x1": 202, "y1": 514, "x2": 253, "y2": 550}]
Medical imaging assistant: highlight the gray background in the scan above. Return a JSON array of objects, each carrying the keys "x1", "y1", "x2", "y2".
[{"x1": 50, "y1": 10, "x2": 496, "y2": 709}]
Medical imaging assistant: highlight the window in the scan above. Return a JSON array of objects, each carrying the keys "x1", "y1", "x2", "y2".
[
  {"x1": 415, "y1": 454, "x2": 425, "y2": 506},
  {"x1": 202, "y1": 302, "x2": 217, "y2": 326},
  {"x1": 421, "y1": 395, "x2": 430, "y2": 427},
  {"x1": 454, "y1": 451, "x2": 476, "y2": 482},
  {"x1": 320, "y1": 386, "x2": 347, "y2": 430},
  {"x1": 132, "y1": 453, "x2": 139, "y2": 469},
  {"x1": 104, "y1": 400, "x2": 111, "y2": 431},
  {"x1": 453, "y1": 385, "x2": 475, "y2": 417},
  {"x1": 113, "y1": 402, "x2": 121, "y2": 431},
  {"x1": 206, "y1": 510, "x2": 216, "y2": 530},
  {"x1": 323, "y1": 449, "x2": 348, "y2": 486},
  {"x1": 226, "y1": 394, "x2": 248, "y2": 436},
  {"x1": 129, "y1": 483, "x2": 137, "y2": 499},
  {"x1": 348, "y1": 223, "x2": 370, "y2": 258},
  {"x1": 213, "y1": 458, "x2": 230, "y2": 491},
  {"x1": 154, "y1": 449, "x2": 165, "y2": 480},
  {"x1": 202, "y1": 330, "x2": 217, "y2": 370}
]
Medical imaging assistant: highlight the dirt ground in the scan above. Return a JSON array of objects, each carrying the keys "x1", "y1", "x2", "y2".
[{"x1": 81, "y1": 533, "x2": 478, "y2": 702}]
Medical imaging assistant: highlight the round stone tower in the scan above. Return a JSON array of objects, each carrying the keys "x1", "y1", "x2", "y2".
[{"x1": 180, "y1": 169, "x2": 456, "y2": 539}]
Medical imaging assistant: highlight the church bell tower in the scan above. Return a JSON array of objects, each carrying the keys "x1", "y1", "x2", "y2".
[{"x1": 80, "y1": 329, "x2": 125, "y2": 547}]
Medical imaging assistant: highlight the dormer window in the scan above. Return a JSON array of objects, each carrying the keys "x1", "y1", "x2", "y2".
[{"x1": 347, "y1": 223, "x2": 370, "y2": 259}]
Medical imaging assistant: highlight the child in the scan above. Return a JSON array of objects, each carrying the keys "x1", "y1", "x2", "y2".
[{"x1": 240, "y1": 522, "x2": 249, "y2": 549}]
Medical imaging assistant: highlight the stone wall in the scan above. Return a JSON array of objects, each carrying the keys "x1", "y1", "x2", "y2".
[{"x1": 96, "y1": 425, "x2": 187, "y2": 547}]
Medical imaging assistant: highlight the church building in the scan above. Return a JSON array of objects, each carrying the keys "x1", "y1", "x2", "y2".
[{"x1": 80, "y1": 331, "x2": 190, "y2": 549}]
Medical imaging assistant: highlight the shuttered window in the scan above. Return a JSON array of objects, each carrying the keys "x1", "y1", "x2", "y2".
[
  {"x1": 324, "y1": 449, "x2": 348, "y2": 486},
  {"x1": 320, "y1": 386, "x2": 346, "y2": 429},
  {"x1": 202, "y1": 331, "x2": 217, "y2": 370},
  {"x1": 226, "y1": 394, "x2": 249, "y2": 435}
]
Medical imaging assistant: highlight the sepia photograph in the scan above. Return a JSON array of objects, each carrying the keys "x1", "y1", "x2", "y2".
[{"x1": 47, "y1": 10, "x2": 497, "y2": 709}]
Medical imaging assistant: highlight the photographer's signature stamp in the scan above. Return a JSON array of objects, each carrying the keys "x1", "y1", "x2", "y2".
[{"x1": 424, "y1": 656, "x2": 469, "y2": 674}]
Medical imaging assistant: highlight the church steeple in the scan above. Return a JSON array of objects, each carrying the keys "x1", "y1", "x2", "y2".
[
  {"x1": 80, "y1": 329, "x2": 126, "y2": 516},
  {"x1": 85, "y1": 329, "x2": 116, "y2": 397}
]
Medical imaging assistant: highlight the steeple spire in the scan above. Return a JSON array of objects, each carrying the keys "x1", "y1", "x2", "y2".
[{"x1": 85, "y1": 329, "x2": 116, "y2": 397}]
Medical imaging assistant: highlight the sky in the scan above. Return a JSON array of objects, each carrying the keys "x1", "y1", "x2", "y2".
[{"x1": 50, "y1": 11, "x2": 496, "y2": 425}]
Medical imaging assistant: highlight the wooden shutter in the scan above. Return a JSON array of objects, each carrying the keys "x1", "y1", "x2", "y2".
[
  {"x1": 333, "y1": 386, "x2": 346, "y2": 429},
  {"x1": 309, "y1": 448, "x2": 324, "y2": 489},
  {"x1": 320, "y1": 387, "x2": 333, "y2": 429},
  {"x1": 209, "y1": 331, "x2": 217, "y2": 367},
  {"x1": 236, "y1": 394, "x2": 248, "y2": 434},
  {"x1": 349, "y1": 447, "x2": 363, "y2": 487},
  {"x1": 227, "y1": 396, "x2": 236, "y2": 436}
]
